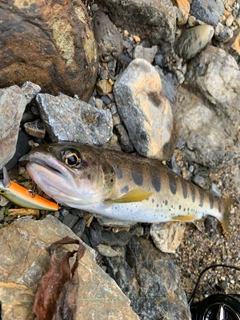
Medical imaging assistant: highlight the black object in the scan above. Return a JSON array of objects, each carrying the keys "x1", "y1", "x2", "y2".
[{"x1": 189, "y1": 264, "x2": 240, "y2": 320}]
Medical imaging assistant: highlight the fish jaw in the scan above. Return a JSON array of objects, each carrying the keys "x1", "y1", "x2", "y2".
[{"x1": 26, "y1": 149, "x2": 108, "y2": 207}]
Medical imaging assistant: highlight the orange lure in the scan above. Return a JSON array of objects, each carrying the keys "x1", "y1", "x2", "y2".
[{"x1": 0, "y1": 167, "x2": 59, "y2": 211}]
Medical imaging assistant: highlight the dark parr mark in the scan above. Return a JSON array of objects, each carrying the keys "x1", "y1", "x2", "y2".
[
  {"x1": 115, "y1": 166, "x2": 123, "y2": 179},
  {"x1": 150, "y1": 167, "x2": 161, "y2": 192},
  {"x1": 167, "y1": 172, "x2": 177, "y2": 195},
  {"x1": 199, "y1": 189, "x2": 204, "y2": 207},
  {"x1": 190, "y1": 184, "x2": 196, "y2": 203},
  {"x1": 131, "y1": 166, "x2": 143, "y2": 186},
  {"x1": 120, "y1": 185, "x2": 129, "y2": 194},
  {"x1": 209, "y1": 194, "x2": 214, "y2": 209},
  {"x1": 180, "y1": 179, "x2": 188, "y2": 199},
  {"x1": 165, "y1": 200, "x2": 168, "y2": 206}
]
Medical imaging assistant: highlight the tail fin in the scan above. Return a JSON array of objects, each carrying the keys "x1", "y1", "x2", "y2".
[{"x1": 219, "y1": 198, "x2": 235, "y2": 234}]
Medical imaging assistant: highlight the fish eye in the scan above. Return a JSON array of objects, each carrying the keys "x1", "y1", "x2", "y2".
[{"x1": 62, "y1": 151, "x2": 82, "y2": 167}]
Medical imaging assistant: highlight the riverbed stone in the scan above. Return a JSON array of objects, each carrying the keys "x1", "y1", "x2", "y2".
[
  {"x1": 0, "y1": 0, "x2": 98, "y2": 101},
  {"x1": 93, "y1": 10, "x2": 123, "y2": 61},
  {"x1": 95, "y1": 0, "x2": 176, "y2": 52},
  {"x1": 0, "y1": 215, "x2": 139, "y2": 320},
  {"x1": 114, "y1": 58, "x2": 178, "y2": 160},
  {"x1": 36, "y1": 93, "x2": 113, "y2": 145},
  {"x1": 175, "y1": 25, "x2": 214, "y2": 60},
  {"x1": 103, "y1": 236, "x2": 191, "y2": 319},
  {"x1": 190, "y1": 0, "x2": 225, "y2": 26},
  {"x1": 0, "y1": 85, "x2": 26, "y2": 169}
]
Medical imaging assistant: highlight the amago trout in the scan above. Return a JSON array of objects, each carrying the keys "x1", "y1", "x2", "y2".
[{"x1": 26, "y1": 143, "x2": 233, "y2": 231}]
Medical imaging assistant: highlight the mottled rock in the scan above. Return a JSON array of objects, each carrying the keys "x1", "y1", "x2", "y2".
[
  {"x1": 173, "y1": 0, "x2": 190, "y2": 25},
  {"x1": 97, "y1": 244, "x2": 120, "y2": 257},
  {"x1": 0, "y1": 1, "x2": 98, "y2": 101},
  {"x1": 95, "y1": 0, "x2": 176, "y2": 52},
  {"x1": 133, "y1": 45, "x2": 158, "y2": 64},
  {"x1": 114, "y1": 59, "x2": 178, "y2": 160},
  {"x1": 101, "y1": 230, "x2": 131, "y2": 247},
  {"x1": 21, "y1": 82, "x2": 41, "y2": 104},
  {"x1": 172, "y1": 86, "x2": 235, "y2": 166},
  {"x1": 96, "y1": 79, "x2": 113, "y2": 95},
  {"x1": 190, "y1": 0, "x2": 225, "y2": 26},
  {"x1": 115, "y1": 124, "x2": 134, "y2": 153},
  {"x1": 0, "y1": 216, "x2": 139, "y2": 320},
  {"x1": 215, "y1": 23, "x2": 233, "y2": 42},
  {"x1": 155, "y1": 67, "x2": 176, "y2": 103},
  {"x1": 36, "y1": 93, "x2": 113, "y2": 145},
  {"x1": 23, "y1": 119, "x2": 46, "y2": 139},
  {"x1": 231, "y1": 31, "x2": 240, "y2": 55},
  {"x1": 103, "y1": 236, "x2": 191, "y2": 319},
  {"x1": 175, "y1": 25, "x2": 214, "y2": 60},
  {"x1": 93, "y1": 10, "x2": 123, "y2": 61},
  {"x1": 150, "y1": 222, "x2": 186, "y2": 253},
  {"x1": 0, "y1": 85, "x2": 26, "y2": 169}
]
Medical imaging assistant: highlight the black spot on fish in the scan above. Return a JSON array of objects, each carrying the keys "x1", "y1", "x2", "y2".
[
  {"x1": 115, "y1": 166, "x2": 123, "y2": 179},
  {"x1": 156, "y1": 204, "x2": 159, "y2": 208},
  {"x1": 131, "y1": 166, "x2": 143, "y2": 186},
  {"x1": 180, "y1": 179, "x2": 188, "y2": 199},
  {"x1": 179, "y1": 205, "x2": 182, "y2": 210},
  {"x1": 120, "y1": 185, "x2": 129, "y2": 194},
  {"x1": 87, "y1": 174, "x2": 92, "y2": 180},
  {"x1": 168, "y1": 173, "x2": 177, "y2": 195},
  {"x1": 152, "y1": 199, "x2": 155, "y2": 203},
  {"x1": 165, "y1": 200, "x2": 168, "y2": 206}
]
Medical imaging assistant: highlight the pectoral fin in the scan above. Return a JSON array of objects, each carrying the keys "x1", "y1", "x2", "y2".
[
  {"x1": 171, "y1": 214, "x2": 197, "y2": 222},
  {"x1": 104, "y1": 189, "x2": 153, "y2": 204}
]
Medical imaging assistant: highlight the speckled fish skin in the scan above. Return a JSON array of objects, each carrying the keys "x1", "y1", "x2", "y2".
[{"x1": 26, "y1": 143, "x2": 232, "y2": 231}]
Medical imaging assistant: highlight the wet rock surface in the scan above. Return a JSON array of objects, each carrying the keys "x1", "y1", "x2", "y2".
[{"x1": 0, "y1": 0, "x2": 98, "y2": 101}]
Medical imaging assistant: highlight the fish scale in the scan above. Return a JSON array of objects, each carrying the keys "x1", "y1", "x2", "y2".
[{"x1": 26, "y1": 143, "x2": 233, "y2": 232}]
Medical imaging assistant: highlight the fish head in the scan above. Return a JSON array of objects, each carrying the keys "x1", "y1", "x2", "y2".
[{"x1": 26, "y1": 143, "x2": 115, "y2": 207}]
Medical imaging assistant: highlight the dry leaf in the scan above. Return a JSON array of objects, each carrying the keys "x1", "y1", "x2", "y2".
[
  {"x1": 8, "y1": 208, "x2": 40, "y2": 217},
  {"x1": 33, "y1": 236, "x2": 86, "y2": 320}
]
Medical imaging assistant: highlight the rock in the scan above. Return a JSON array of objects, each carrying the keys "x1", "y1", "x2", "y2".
[
  {"x1": 95, "y1": 0, "x2": 176, "y2": 52},
  {"x1": 0, "y1": 85, "x2": 27, "y2": 169},
  {"x1": 96, "y1": 79, "x2": 113, "y2": 95},
  {"x1": 0, "y1": 215, "x2": 139, "y2": 320},
  {"x1": 0, "y1": 1, "x2": 98, "y2": 101},
  {"x1": 172, "y1": 0, "x2": 190, "y2": 25},
  {"x1": 101, "y1": 230, "x2": 131, "y2": 247},
  {"x1": 115, "y1": 124, "x2": 134, "y2": 153},
  {"x1": 175, "y1": 25, "x2": 214, "y2": 60},
  {"x1": 215, "y1": 23, "x2": 233, "y2": 42},
  {"x1": 21, "y1": 82, "x2": 41, "y2": 104},
  {"x1": 93, "y1": 10, "x2": 123, "y2": 61},
  {"x1": 190, "y1": 0, "x2": 225, "y2": 26},
  {"x1": 103, "y1": 236, "x2": 191, "y2": 319},
  {"x1": 62, "y1": 213, "x2": 80, "y2": 230},
  {"x1": 36, "y1": 93, "x2": 113, "y2": 145},
  {"x1": 114, "y1": 58, "x2": 178, "y2": 160},
  {"x1": 97, "y1": 244, "x2": 120, "y2": 257},
  {"x1": 231, "y1": 31, "x2": 240, "y2": 55},
  {"x1": 172, "y1": 86, "x2": 233, "y2": 166},
  {"x1": 133, "y1": 45, "x2": 158, "y2": 64},
  {"x1": 23, "y1": 119, "x2": 46, "y2": 139},
  {"x1": 150, "y1": 222, "x2": 186, "y2": 253},
  {"x1": 155, "y1": 67, "x2": 176, "y2": 103}
]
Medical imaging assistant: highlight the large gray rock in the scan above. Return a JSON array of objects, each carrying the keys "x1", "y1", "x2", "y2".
[
  {"x1": 0, "y1": 215, "x2": 139, "y2": 320},
  {"x1": 190, "y1": 0, "x2": 225, "y2": 26},
  {"x1": 0, "y1": 82, "x2": 41, "y2": 169},
  {"x1": 36, "y1": 93, "x2": 113, "y2": 145},
  {"x1": 95, "y1": 0, "x2": 176, "y2": 52},
  {"x1": 114, "y1": 58, "x2": 178, "y2": 161},
  {"x1": 0, "y1": 0, "x2": 98, "y2": 101},
  {"x1": 103, "y1": 236, "x2": 191, "y2": 319},
  {"x1": 172, "y1": 45, "x2": 240, "y2": 167}
]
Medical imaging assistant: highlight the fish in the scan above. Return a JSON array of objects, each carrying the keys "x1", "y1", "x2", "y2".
[
  {"x1": 0, "y1": 167, "x2": 59, "y2": 211},
  {"x1": 26, "y1": 143, "x2": 233, "y2": 232}
]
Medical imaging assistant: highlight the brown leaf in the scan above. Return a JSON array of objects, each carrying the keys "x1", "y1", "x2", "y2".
[{"x1": 33, "y1": 236, "x2": 86, "y2": 320}]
